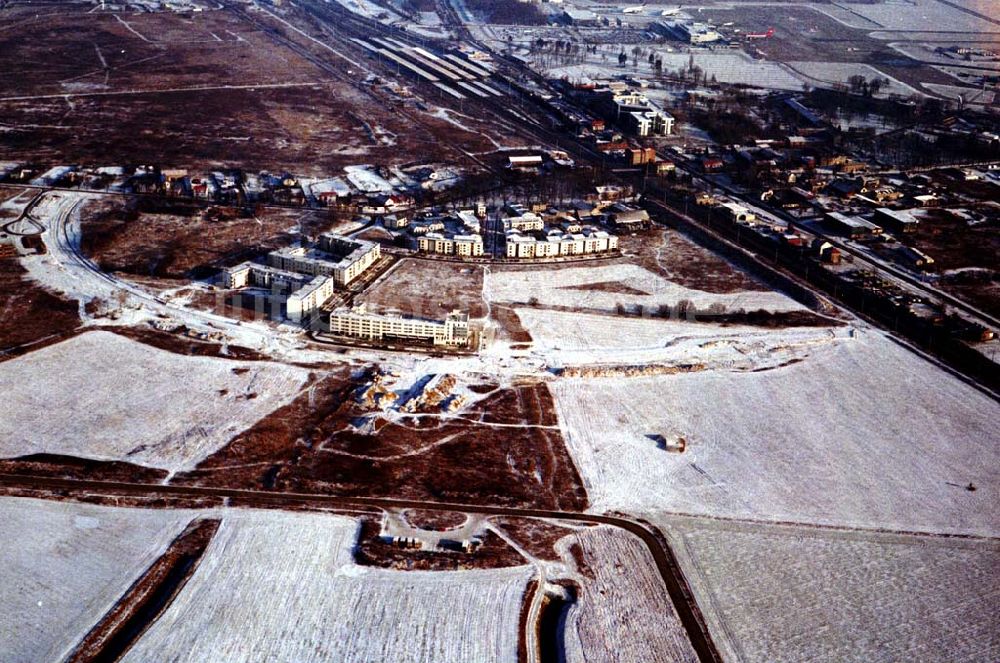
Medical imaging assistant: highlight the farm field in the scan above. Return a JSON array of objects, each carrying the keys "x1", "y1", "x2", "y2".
[
  {"x1": 0, "y1": 330, "x2": 310, "y2": 474},
  {"x1": 564, "y1": 526, "x2": 698, "y2": 663},
  {"x1": 662, "y1": 515, "x2": 1000, "y2": 662},
  {"x1": 0, "y1": 497, "x2": 193, "y2": 663},
  {"x1": 120, "y1": 509, "x2": 533, "y2": 663},
  {"x1": 486, "y1": 263, "x2": 804, "y2": 315},
  {"x1": 549, "y1": 327, "x2": 1000, "y2": 535}
]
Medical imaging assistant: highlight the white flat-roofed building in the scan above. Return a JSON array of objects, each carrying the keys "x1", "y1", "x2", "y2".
[
  {"x1": 502, "y1": 211, "x2": 545, "y2": 232},
  {"x1": 505, "y1": 227, "x2": 618, "y2": 258},
  {"x1": 221, "y1": 262, "x2": 334, "y2": 323},
  {"x1": 326, "y1": 304, "x2": 471, "y2": 346},
  {"x1": 417, "y1": 232, "x2": 484, "y2": 257},
  {"x1": 269, "y1": 235, "x2": 380, "y2": 286},
  {"x1": 286, "y1": 276, "x2": 335, "y2": 323}
]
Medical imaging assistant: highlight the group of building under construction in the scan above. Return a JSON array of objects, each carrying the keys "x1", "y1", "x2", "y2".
[{"x1": 221, "y1": 234, "x2": 472, "y2": 348}]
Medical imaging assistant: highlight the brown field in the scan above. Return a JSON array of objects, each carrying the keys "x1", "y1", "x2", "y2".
[
  {"x1": 173, "y1": 371, "x2": 588, "y2": 510},
  {"x1": 901, "y1": 209, "x2": 1000, "y2": 317},
  {"x1": 492, "y1": 304, "x2": 532, "y2": 342},
  {"x1": 0, "y1": 258, "x2": 80, "y2": 359},
  {"x1": 621, "y1": 226, "x2": 771, "y2": 294},
  {"x1": 354, "y1": 518, "x2": 525, "y2": 571},
  {"x1": 80, "y1": 197, "x2": 329, "y2": 279},
  {"x1": 360, "y1": 258, "x2": 487, "y2": 319},
  {"x1": 0, "y1": 6, "x2": 505, "y2": 173}
]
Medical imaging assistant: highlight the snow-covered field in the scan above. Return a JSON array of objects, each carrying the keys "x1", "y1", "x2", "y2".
[
  {"x1": 922, "y1": 83, "x2": 996, "y2": 105},
  {"x1": 785, "y1": 61, "x2": 923, "y2": 98},
  {"x1": 0, "y1": 498, "x2": 193, "y2": 663},
  {"x1": 122, "y1": 510, "x2": 532, "y2": 663},
  {"x1": 564, "y1": 526, "x2": 697, "y2": 663},
  {"x1": 513, "y1": 307, "x2": 843, "y2": 368},
  {"x1": 550, "y1": 327, "x2": 1000, "y2": 535},
  {"x1": 663, "y1": 516, "x2": 1000, "y2": 662},
  {"x1": 0, "y1": 331, "x2": 309, "y2": 473},
  {"x1": 487, "y1": 263, "x2": 803, "y2": 315},
  {"x1": 837, "y1": 0, "x2": 997, "y2": 33},
  {"x1": 545, "y1": 53, "x2": 804, "y2": 90}
]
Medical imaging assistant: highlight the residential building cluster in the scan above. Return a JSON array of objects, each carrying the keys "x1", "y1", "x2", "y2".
[{"x1": 222, "y1": 234, "x2": 380, "y2": 324}]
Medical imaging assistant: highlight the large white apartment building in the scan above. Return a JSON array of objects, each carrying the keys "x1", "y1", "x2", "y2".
[
  {"x1": 268, "y1": 234, "x2": 380, "y2": 286},
  {"x1": 417, "y1": 232, "x2": 484, "y2": 257},
  {"x1": 325, "y1": 304, "x2": 471, "y2": 347},
  {"x1": 505, "y1": 227, "x2": 618, "y2": 259},
  {"x1": 221, "y1": 262, "x2": 333, "y2": 323}
]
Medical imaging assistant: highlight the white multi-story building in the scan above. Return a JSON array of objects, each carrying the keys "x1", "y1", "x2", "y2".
[
  {"x1": 607, "y1": 90, "x2": 675, "y2": 137},
  {"x1": 221, "y1": 262, "x2": 333, "y2": 323},
  {"x1": 268, "y1": 234, "x2": 380, "y2": 286},
  {"x1": 505, "y1": 227, "x2": 618, "y2": 259},
  {"x1": 417, "y1": 233, "x2": 484, "y2": 257},
  {"x1": 325, "y1": 304, "x2": 471, "y2": 347}
]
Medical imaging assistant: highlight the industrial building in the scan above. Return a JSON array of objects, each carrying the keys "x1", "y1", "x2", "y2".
[
  {"x1": 874, "y1": 208, "x2": 920, "y2": 234},
  {"x1": 325, "y1": 304, "x2": 471, "y2": 347},
  {"x1": 825, "y1": 212, "x2": 883, "y2": 239}
]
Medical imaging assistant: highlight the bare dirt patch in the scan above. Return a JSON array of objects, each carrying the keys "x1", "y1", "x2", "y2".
[
  {"x1": 403, "y1": 508, "x2": 468, "y2": 531},
  {"x1": 622, "y1": 227, "x2": 770, "y2": 294},
  {"x1": 561, "y1": 281, "x2": 650, "y2": 296},
  {"x1": 492, "y1": 517, "x2": 579, "y2": 562},
  {"x1": 0, "y1": 258, "x2": 80, "y2": 359},
  {"x1": 359, "y1": 258, "x2": 487, "y2": 319},
  {"x1": 80, "y1": 197, "x2": 327, "y2": 280},
  {"x1": 173, "y1": 372, "x2": 588, "y2": 510},
  {"x1": 492, "y1": 304, "x2": 532, "y2": 343}
]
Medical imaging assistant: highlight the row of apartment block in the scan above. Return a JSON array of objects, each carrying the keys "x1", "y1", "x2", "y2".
[{"x1": 325, "y1": 304, "x2": 471, "y2": 346}]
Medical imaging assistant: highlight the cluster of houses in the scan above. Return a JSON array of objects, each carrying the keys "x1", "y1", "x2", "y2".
[
  {"x1": 375, "y1": 190, "x2": 651, "y2": 261},
  {"x1": 0, "y1": 162, "x2": 452, "y2": 212}
]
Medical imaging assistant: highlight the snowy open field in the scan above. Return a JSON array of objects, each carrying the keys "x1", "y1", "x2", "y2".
[
  {"x1": 662, "y1": 516, "x2": 1000, "y2": 662},
  {"x1": 0, "y1": 498, "x2": 193, "y2": 663},
  {"x1": 545, "y1": 53, "x2": 804, "y2": 90},
  {"x1": 837, "y1": 0, "x2": 998, "y2": 33},
  {"x1": 550, "y1": 327, "x2": 1000, "y2": 535},
  {"x1": 0, "y1": 331, "x2": 309, "y2": 474},
  {"x1": 785, "y1": 61, "x2": 923, "y2": 98},
  {"x1": 564, "y1": 526, "x2": 697, "y2": 663},
  {"x1": 122, "y1": 509, "x2": 532, "y2": 663},
  {"x1": 514, "y1": 307, "x2": 844, "y2": 368},
  {"x1": 487, "y1": 263, "x2": 803, "y2": 315}
]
